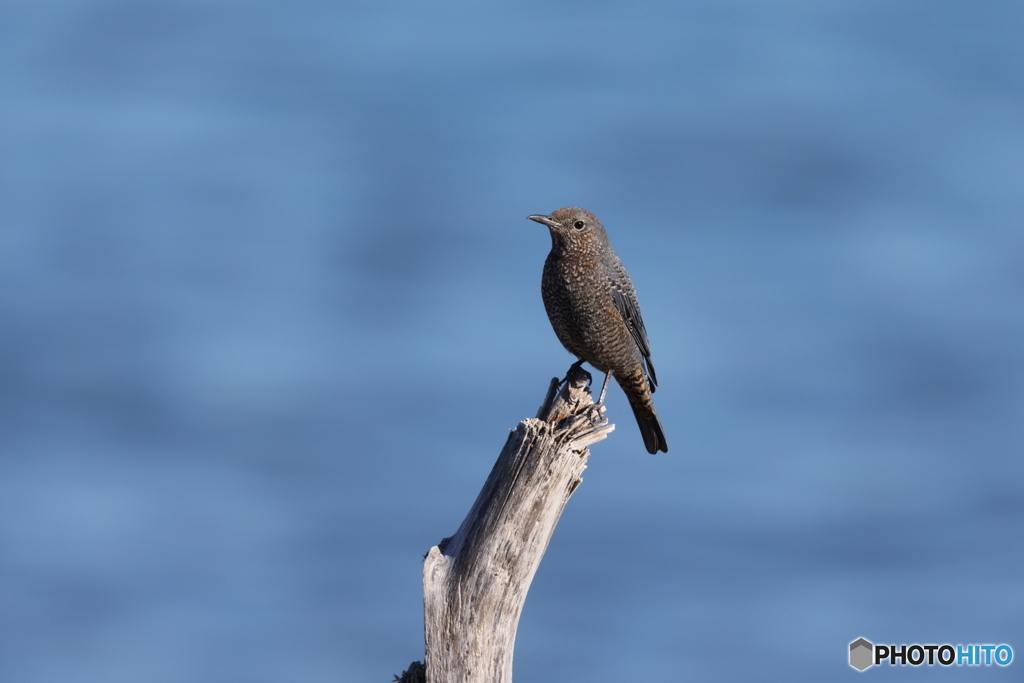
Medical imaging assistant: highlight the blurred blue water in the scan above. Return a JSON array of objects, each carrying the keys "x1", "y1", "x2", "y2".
[{"x1": 1, "y1": 1, "x2": 1022, "y2": 681}]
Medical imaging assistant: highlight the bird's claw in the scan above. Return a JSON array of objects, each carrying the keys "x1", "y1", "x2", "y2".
[{"x1": 562, "y1": 359, "x2": 592, "y2": 388}]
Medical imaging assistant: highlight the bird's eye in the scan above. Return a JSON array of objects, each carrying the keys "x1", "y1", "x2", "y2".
[{"x1": 573, "y1": 220, "x2": 585, "y2": 230}]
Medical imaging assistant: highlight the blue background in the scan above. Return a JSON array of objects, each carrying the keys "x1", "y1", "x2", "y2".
[{"x1": 2, "y1": 1, "x2": 1022, "y2": 681}]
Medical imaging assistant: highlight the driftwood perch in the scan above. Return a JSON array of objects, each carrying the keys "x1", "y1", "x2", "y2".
[{"x1": 401, "y1": 364, "x2": 614, "y2": 683}]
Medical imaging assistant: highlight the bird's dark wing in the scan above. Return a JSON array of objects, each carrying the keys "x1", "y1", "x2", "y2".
[{"x1": 606, "y1": 259, "x2": 658, "y2": 390}]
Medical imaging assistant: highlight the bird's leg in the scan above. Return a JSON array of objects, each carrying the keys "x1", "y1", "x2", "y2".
[{"x1": 597, "y1": 371, "x2": 613, "y2": 405}]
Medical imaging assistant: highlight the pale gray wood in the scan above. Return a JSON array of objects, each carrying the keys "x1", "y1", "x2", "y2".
[{"x1": 420, "y1": 365, "x2": 614, "y2": 683}]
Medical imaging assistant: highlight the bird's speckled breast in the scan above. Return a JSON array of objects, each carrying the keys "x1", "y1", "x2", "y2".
[{"x1": 541, "y1": 251, "x2": 640, "y2": 375}]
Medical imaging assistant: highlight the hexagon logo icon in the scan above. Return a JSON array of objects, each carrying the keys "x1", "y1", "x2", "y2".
[{"x1": 850, "y1": 638, "x2": 874, "y2": 671}]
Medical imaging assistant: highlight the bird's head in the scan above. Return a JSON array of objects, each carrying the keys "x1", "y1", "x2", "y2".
[{"x1": 527, "y1": 207, "x2": 609, "y2": 254}]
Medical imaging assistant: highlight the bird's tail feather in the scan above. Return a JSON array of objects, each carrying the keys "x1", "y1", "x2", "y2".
[{"x1": 629, "y1": 401, "x2": 668, "y2": 454}]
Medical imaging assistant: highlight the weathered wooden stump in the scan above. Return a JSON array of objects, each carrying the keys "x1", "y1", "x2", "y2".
[{"x1": 398, "y1": 364, "x2": 614, "y2": 683}]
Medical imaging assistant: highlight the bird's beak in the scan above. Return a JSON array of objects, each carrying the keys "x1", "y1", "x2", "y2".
[{"x1": 527, "y1": 214, "x2": 561, "y2": 229}]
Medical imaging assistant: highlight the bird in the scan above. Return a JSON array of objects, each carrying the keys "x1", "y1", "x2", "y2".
[{"x1": 527, "y1": 207, "x2": 668, "y2": 453}]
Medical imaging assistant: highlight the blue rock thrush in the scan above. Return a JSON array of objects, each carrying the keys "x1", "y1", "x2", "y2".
[{"x1": 528, "y1": 207, "x2": 668, "y2": 453}]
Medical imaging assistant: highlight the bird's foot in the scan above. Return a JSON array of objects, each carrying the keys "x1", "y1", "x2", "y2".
[{"x1": 562, "y1": 359, "x2": 592, "y2": 388}]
